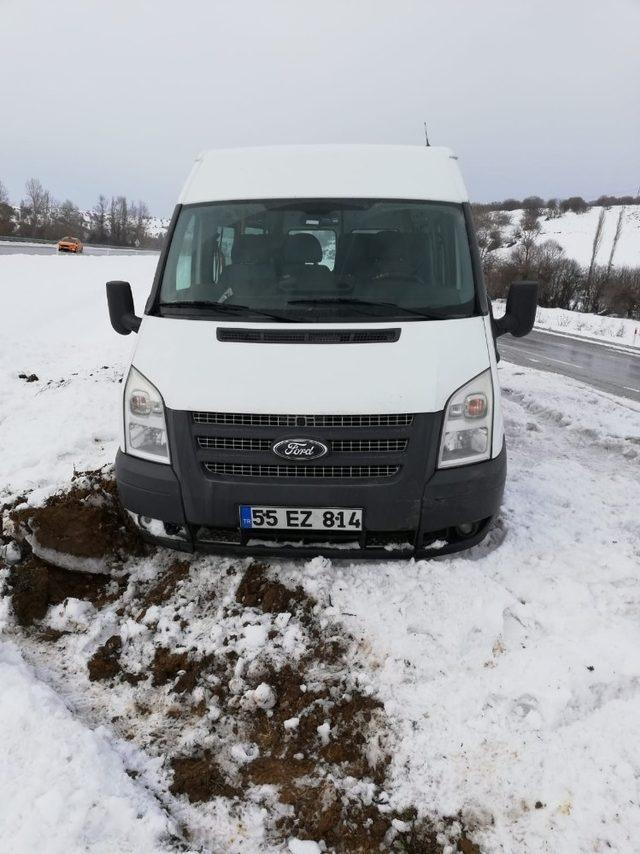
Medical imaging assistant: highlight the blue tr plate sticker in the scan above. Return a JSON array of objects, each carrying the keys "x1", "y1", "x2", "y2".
[{"x1": 240, "y1": 506, "x2": 252, "y2": 528}]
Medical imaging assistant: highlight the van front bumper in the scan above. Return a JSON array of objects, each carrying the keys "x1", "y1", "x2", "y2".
[{"x1": 115, "y1": 445, "x2": 506, "y2": 560}]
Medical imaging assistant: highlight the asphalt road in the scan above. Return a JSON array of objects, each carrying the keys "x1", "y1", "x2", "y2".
[
  {"x1": 0, "y1": 241, "x2": 158, "y2": 256},
  {"x1": 500, "y1": 329, "x2": 640, "y2": 403}
]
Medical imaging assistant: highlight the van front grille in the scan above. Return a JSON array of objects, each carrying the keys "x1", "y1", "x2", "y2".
[
  {"x1": 203, "y1": 463, "x2": 400, "y2": 479},
  {"x1": 193, "y1": 412, "x2": 413, "y2": 428},
  {"x1": 197, "y1": 437, "x2": 408, "y2": 453},
  {"x1": 331, "y1": 439, "x2": 407, "y2": 453}
]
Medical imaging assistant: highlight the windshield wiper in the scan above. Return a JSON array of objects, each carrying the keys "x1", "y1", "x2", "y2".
[
  {"x1": 158, "y1": 301, "x2": 293, "y2": 322},
  {"x1": 286, "y1": 297, "x2": 446, "y2": 320}
]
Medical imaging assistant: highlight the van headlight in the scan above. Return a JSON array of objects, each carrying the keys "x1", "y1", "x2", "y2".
[
  {"x1": 124, "y1": 367, "x2": 170, "y2": 464},
  {"x1": 438, "y1": 369, "x2": 493, "y2": 468}
]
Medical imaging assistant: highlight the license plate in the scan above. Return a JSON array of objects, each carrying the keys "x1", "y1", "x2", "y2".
[{"x1": 240, "y1": 505, "x2": 363, "y2": 531}]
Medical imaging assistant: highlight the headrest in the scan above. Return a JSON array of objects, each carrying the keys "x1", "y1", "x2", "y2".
[
  {"x1": 231, "y1": 234, "x2": 272, "y2": 264},
  {"x1": 283, "y1": 232, "x2": 323, "y2": 264}
]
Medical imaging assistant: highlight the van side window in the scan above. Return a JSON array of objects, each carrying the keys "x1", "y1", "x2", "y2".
[{"x1": 175, "y1": 215, "x2": 196, "y2": 291}]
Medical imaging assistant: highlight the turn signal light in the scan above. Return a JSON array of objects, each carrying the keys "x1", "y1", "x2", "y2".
[{"x1": 464, "y1": 394, "x2": 487, "y2": 419}]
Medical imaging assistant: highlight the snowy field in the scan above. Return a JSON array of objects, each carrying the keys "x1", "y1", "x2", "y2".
[
  {"x1": 1, "y1": 253, "x2": 640, "y2": 853},
  {"x1": 493, "y1": 204, "x2": 640, "y2": 269}
]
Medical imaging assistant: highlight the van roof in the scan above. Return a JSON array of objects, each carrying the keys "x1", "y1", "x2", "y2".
[{"x1": 178, "y1": 145, "x2": 469, "y2": 206}]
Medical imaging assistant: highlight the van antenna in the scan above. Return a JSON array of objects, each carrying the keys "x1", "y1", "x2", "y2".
[{"x1": 423, "y1": 122, "x2": 430, "y2": 147}]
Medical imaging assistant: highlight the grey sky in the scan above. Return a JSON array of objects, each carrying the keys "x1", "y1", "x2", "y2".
[{"x1": 1, "y1": 0, "x2": 638, "y2": 216}]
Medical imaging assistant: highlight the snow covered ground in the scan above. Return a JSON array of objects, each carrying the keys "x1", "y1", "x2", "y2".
[
  {"x1": 1, "y1": 253, "x2": 640, "y2": 853},
  {"x1": 0, "y1": 638, "x2": 175, "y2": 853},
  {"x1": 494, "y1": 300, "x2": 640, "y2": 349},
  {"x1": 533, "y1": 305, "x2": 640, "y2": 348},
  {"x1": 491, "y1": 204, "x2": 640, "y2": 269}
]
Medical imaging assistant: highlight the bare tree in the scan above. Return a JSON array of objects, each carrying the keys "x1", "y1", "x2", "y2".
[
  {"x1": 584, "y1": 208, "x2": 606, "y2": 311},
  {"x1": 471, "y1": 206, "x2": 494, "y2": 262},
  {"x1": 605, "y1": 206, "x2": 625, "y2": 280},
  {"x1": 54, "y1": 199, "x2": 85, "y2": 237},
  {"x1": 130, "y1": 200, "x2": 150, "y2": 246},
  {"x1": 0, "y1": 179, "x2": 14, "y2": 236},
  {"x1": 109, "y1": 196, "x2": 129, "y2": 245},
  {"x1": 20, "y1": 178, "x2": 52, "y2": 237},
  {"x1": 516, "y1": 209, "x2": 541, "y2": 273},
  {"x1": 91, "y1": 195, "x2": 109, "y2": 243},
  {"x1": 560, "y1": 196, "x2": 589, "y2": 214}
]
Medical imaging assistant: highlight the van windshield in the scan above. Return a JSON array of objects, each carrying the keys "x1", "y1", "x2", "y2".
[{"x1": 157, "y1": 199, "x2": 477, "y2": 322}]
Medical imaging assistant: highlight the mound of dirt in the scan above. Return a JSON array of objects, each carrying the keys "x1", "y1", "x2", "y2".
[
  {"x1": 8, "y1": 556, "x2": 112, "y2": 626},
  {"x1": 136, "y1": 560, "x2": 191, "y2": 619},
  {"x1": 170, "y1": 752, "x2": 240, "y2": 802},
  {"x1": 7, "y1": 550, "x2": 482, "y2": 853},
  {"x1": 88, "y1": 635, "x2": 123, "y2": 681},
  {"x1": 10, "y1": 468, "x2": 144, "y2": 570},
  {"x1": 165, "y1": 563, "x2": 477, "y2": 851},
  {"x1": 235, "y1": 560, "x2": 309, "y2": 613}
]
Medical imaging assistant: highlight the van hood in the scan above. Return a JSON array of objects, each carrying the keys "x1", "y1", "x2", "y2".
[{"x1": 131, "y1": 315, "x2": 492, "y2": 414}]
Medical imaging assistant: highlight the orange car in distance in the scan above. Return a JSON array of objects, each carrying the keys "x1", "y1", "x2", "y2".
[{"x1": 57, "y1": 236, "x2": 84, "y2": 253}]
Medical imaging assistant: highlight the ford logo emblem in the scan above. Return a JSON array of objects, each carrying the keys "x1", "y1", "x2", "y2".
[{"x1": 272, "y1": 438, "x2": 328, "y2": 460}]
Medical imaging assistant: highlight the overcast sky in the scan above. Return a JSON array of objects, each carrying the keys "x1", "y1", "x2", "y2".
[{"x1": 1, "y1": 0, "x2": 638, "y2": 215}]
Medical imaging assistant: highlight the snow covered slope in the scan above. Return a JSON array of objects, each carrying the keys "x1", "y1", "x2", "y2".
[
  {"x1": 1, "y1": 253, "x2": 640, "y2": 852},
  {"x1": 536, "y1": 205, "x2": 640, "y2": 268},
  {"x1": 490, "y1": 204, "x2": 640, "y2": 269}
]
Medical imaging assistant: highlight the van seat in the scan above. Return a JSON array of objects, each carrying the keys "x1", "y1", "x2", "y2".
[
  {"x1": 218, "y1": 235, "x2": 276, "y2": 292},
  {"x1": 280, "y1": 233, "x2": 332, "y2": 289}
]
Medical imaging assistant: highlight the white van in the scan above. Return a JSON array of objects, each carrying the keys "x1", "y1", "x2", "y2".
[{"x1": 107, "y1": 145, "x2": 536, "y2": 559}]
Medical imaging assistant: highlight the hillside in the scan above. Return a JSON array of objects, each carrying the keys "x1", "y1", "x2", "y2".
[{"x1": 485, "y1": 204, "x2": 640, "y2": 269}]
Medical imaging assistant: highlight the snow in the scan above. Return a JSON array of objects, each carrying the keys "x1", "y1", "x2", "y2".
[
  {"x1": 0, "y1": 639, "x2": 173, "y2": 853},
  {"x1": 288, "y1": 841, "x2": 321, "y2": 854},
  {"x1": 2, "y1": 252, "x2": 640, "y2": 852},
  {"x1": 493, "y1": 204, "x2": 640, "y2": 269},
  {"x1": 0, "y1": 253, "x2": 158, "y2": 503},
  {"x1": 494, "y1": 300, "x2": 640, "y2": 349},
  {"x1": 296, "y1": 362, "x2": 640, "y2": 852},
  {"x1": 536, "y1": 206, "x2": 640, "y2": 269}
]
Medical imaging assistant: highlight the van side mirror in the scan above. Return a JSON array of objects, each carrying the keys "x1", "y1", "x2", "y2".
[
  {"x1": 494, "y1": 280, "x2": 537, "y2": 338},
  {"x1": 106, "y1": 281, "x2": 141, "y2": 335}
]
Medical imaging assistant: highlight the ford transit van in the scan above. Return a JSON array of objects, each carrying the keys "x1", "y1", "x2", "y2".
[{"x1": 106, "y1": 145, "x2": 536, "y2": 559}]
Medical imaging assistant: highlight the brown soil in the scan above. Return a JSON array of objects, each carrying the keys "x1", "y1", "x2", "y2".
[
  {"x1": 151, "y1": 646, "x2": 214, "y2": 694},
  {"x1": 7, "y1": 543, "x2": 482, "y2": 852},
  {"x1": 170, "y1": 752, "x2": 239, "y2": 802},
  {"x1": 11, "y1": 469, "x2": 144, "y2": 564},
  {"x1": 137, "y1": 560, "x2": 191, "y2": 619},
  {"x1": 88, "y1": 635, "x2": 123, "y2": 681},
  {"x1": 9, "y1": 557, "x2": 112, "y2": 626},
  {"x1": 458, "y1": 839, "x2": 481, "y2": 854},
  {"x1": 235, "y1": 561, "x2": 310, "y2": 613}
]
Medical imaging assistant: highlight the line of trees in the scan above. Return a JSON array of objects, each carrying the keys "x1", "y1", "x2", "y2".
[
  {"x1": 475, "y1": 193, "x2": 640, "y2": 216},
  {"x1": 0, "y1": 178, "x2": 163, "y2": 248},
  {"x1": 474, "y1": 205, "x2": 640, "y2": 319}
]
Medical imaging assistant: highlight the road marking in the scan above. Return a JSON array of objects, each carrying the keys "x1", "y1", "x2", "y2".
[
  {"x1": 541, "y1": 356, "x2": 577, "y2": 368},
  {"x1": 623, "y1": 386, "x2": 639, "y2": 392}
]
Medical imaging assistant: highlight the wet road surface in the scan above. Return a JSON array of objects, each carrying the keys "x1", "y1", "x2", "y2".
[
  {"x1": 500, "y1": 329, "x2": 640, "y2": 403},
  {"x1": 0, "y1": 241, "x2": 158, "y2": 256}
]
